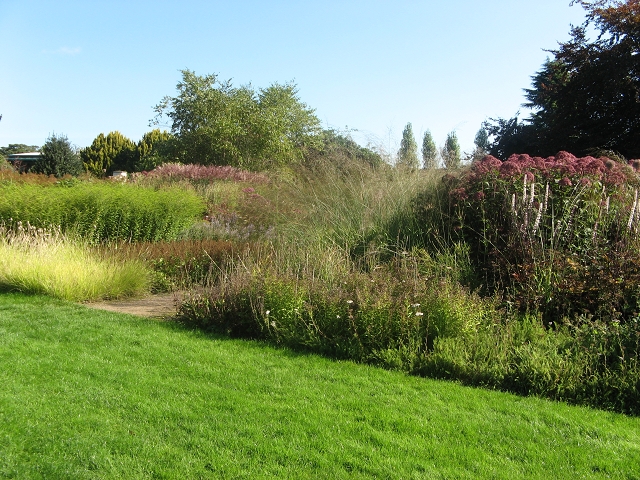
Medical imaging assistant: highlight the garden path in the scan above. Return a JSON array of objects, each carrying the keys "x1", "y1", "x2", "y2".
[{"x1": 83, "y1": 292, "x2": 186, "y2": 319}]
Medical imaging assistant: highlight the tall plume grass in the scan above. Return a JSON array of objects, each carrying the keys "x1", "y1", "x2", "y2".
[
  {"x1": 264, "y1": 160, "x2": 445, "y2": 268},
  {"x1": 0, "y1": 223, "x2": 150, "y2": 301}
]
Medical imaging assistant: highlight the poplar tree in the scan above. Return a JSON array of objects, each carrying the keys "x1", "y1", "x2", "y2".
[
  {"x1": 421, "y1": 130, "x2": 438, "y2": 169},
  {"x1": 397, "y1": 122, "x2": 419, "y2": 170},
  {"x1": 442, "y1": 131, "x2": 461, "y2": 169}
]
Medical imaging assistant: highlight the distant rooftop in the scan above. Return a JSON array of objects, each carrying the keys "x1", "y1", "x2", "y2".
[
  {"x1": 7, "y1": 152, "x2": 40, "y2": 172},
  {"x1": 7, "y1": 152, "x2": 41, "y2": 158}
]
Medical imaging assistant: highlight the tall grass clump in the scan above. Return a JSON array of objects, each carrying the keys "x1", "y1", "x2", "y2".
[
  {"x1": 414, "y1": 152, "x2": 640, "y2": 322},
  {"x1": 0, "y1": 223, "x2": 150, "y2": 301},
  {"x1": 110, "y1": 238, "x2": 239, "y2": 289},
  {"x1": 0, "y1": 181, "x2": 204, "y2": 243},
  {"x1": 263, "y1": 159, "x2": 444, "y2": 266}
]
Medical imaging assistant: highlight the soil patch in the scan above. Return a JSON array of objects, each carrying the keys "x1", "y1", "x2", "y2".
[{"x1": 83, "y1": 292, "x2": 187, "y2": 319}]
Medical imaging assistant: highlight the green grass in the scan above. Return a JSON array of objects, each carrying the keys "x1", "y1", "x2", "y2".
[
  {"x1": 0, "y1": 226, "x2": 150, "y2": 301},
  {"x1": 1, "y1": 293, "x2": 639, "y2": 479}
]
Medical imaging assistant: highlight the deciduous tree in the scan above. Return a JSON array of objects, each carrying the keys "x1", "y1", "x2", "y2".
[
  {"x1": 151, "y1": 69, "x2": 322, "y2": 170},
  {"x1": 0, "y1": 144, "x2": 39, "y2": 156},
  {"x1": 308, "y1": 128, "x2": 383, "y2": 169}
]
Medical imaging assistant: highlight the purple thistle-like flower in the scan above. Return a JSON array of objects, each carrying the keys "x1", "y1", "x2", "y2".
[{"x1": 471, "y1": 155, "x2": 502, "y2": 175}]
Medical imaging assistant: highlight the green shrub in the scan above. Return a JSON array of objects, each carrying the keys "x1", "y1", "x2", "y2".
[
  {"x1": 179, "y1": 250, "x2": 495, "y2": 365},
  {"x1": 0, "y1": 182, "x2": 205, "y2": 243},
  {"x1": 417, "y1": 313, "x2": 640, "y2": 415}
]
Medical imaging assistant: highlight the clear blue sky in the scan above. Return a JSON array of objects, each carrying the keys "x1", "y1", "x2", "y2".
[{"x1": 0, "y1": 0, "x2": 588, "y2": 158}]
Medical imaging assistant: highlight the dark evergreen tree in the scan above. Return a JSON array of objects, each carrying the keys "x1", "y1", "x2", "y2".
[
  {"x1": 486, "y1": 0, "x2": 640, "y2": 159},
  {"x1": 33, "y1": 133, "x2": 82, "y2": 177}
]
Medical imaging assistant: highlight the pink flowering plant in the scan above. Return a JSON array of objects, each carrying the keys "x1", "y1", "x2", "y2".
[
  {"x1": 431, "y1": 152, "x2": 640, "y2": 322},
  {"x1": 132, "y1": 162, "x2": 270, "y2": 185}
]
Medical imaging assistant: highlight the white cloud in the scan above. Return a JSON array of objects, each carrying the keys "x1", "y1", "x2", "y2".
[{"x1": 42, "y1": 46, "x2": 82, "y2": 55}]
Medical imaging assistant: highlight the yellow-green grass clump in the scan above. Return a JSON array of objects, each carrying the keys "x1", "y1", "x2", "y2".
[{"x1": 0, "y1": 223, "x2": 150, "y2": 302}]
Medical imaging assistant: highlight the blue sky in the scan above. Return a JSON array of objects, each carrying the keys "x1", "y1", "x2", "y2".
[{"x1": 0, "y1": 1, "x2": 588, "y2": 158}]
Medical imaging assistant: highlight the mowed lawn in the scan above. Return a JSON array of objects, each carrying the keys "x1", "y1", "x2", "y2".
[{"x1": 0, "y1": 293, "x2": 639, "y2": 479}]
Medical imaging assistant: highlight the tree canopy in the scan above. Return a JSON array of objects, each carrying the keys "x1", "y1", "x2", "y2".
[
  {"x1": 136, "y1": 129, "x2": 174, "y2": 171},
  {"x1": 485, "y1": 0, "x2": 640, "y2": 159},
  {"x1": 307, "y1": 128, "x2": 383, "y2": 169},
  {"x1": 151, "y1": 70, "x2": 323, "y2": 170},
  {"x1": 0, "y1": 144, "x2": 39, "y2": 156}
]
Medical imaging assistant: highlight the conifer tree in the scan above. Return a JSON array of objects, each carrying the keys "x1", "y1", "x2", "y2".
[
  {"x1": 397, "y1": 122, "x2": 419, "y2": 170},
  {"x1": 442, "y1": 131, "x2": 461, "y2": 169},
  {"x1": 34, "y1": 133, "x2": 82, "y2": 177},
  {"x1": 421, "y1": 130, "x2": 438, "y2": 169},
  {"x1": 137, "y1": 129, "x2": 174, "y2": 171},
  {"x1": 81, "y1": 131, "x2": 137, "y2": 176}
]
